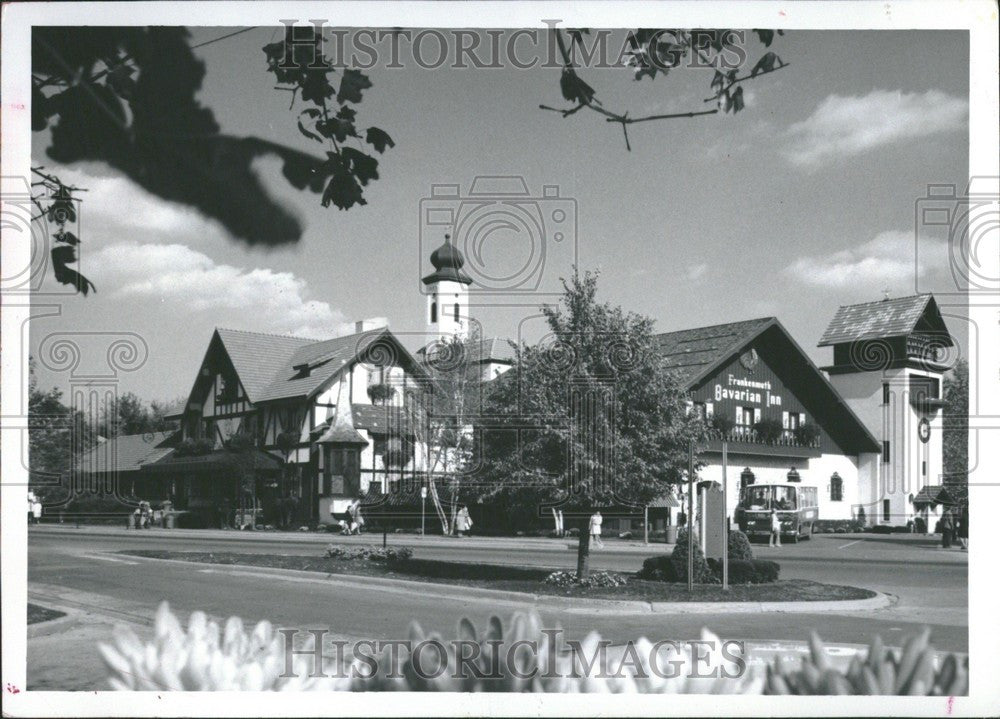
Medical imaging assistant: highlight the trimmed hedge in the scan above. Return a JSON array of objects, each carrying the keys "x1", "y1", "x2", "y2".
[
  {"x1": 707, "y1": 558, "x2": 780, "y2": 584},
  {"x1": 670, "y1": 529, "x2": 716, "y2": 583},
  {"x1": 727, "y1": 530, "x2": 754, "y2": 561},
  {"x1": 812, "y1": 519, "x2": 866, "y2": 534},
  {"x1": 639, "y1": 530, "x2": 778, "y2": 584}
]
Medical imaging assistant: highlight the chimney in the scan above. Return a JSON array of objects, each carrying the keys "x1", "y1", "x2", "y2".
[{"x1": 355, "y1": 318, "x2": 387, "y2": 334}]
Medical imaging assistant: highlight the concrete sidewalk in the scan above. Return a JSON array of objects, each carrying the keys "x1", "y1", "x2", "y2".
[{"x1": 30, "y1": 523, "x2": 675, "y2": 553}]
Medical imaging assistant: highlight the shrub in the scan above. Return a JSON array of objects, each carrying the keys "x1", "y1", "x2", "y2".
[
  {"x1": 710, "y1": 415, "x2": 735, "y2": 437},
  {"x1": 708, "y1": 559, "x2": 780, "y2": 584},
  {"x1": 324, "y1": 544, "x2": 412, "y2": 562},
  {"x1": 670, "y1": 530, "x2": 716, "y2": 584},
  {"x1": 752, "y1": 418, "x2": 784, "y2": 444},
  {"x1": 727, "y1": 530, "x2": 754, "y2": 562},
  {"x1": 813, "y1": 519, "x2": 866, "y2": 534},
  {"x1": 174, "y1": 438, "x2": 215, "y2": 457},
  {"x1": 793, "y1": 422, "x2": 821, "y2": 447},
  {"x1": 637, "y1": 554, "x2": 678, "y2": 582}
]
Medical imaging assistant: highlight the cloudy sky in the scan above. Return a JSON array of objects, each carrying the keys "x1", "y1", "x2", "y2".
[{"x1": 30, "y1": 29, "x2": 969, "y2": 401}]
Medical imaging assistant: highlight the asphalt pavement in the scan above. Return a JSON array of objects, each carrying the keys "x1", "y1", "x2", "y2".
[{"x1": 26, "y1": 525, "x2": 967, "y2": 690}]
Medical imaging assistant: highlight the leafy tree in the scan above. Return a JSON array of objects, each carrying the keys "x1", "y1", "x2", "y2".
[
  {"x1": 99, "y1": 391, "x2": 179, "y2": 437},
  {"x1": 395, "y1": 331, "x2": 490, "y2": 534},
  {"x1": 942, "y1": 359, "x2": 968, "y2": 503},
  {"x1": 27, "y1": 361, "x2": 96, "y2": 502},
  {"x1": 474, "y1": 271, "x2": 706, "y2": 579}
]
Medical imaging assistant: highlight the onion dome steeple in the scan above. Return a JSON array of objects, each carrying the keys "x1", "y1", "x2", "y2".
[{"x1": 422, "y1": 234, "x2": 472, "y2": 286}]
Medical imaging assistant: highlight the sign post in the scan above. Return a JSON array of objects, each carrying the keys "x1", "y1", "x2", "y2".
[
  {"x1": 722, "y1": 438, "x2": 729, "y2": 591},
  {"x1": 420, "y1": 485, "x2": 428, "y2": 537},
  {"x1": 644, "y1": 505, "x2": 649, "y2": 545}
]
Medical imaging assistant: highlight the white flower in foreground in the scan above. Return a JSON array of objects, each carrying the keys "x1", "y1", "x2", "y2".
[{"x1": 99, "y1": 602, "x2": 344, "y2": 691}]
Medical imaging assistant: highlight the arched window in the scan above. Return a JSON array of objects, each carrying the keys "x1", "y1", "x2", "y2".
[
  {"x1": 430, "y1": 301, "x2": 437, "y2": 324},
  {"x1": 453, "y1": 303, "x2": 460, "y2": 322},
  {"x1": 830, "y1": 472, "x2": 843, "y2": 502}
]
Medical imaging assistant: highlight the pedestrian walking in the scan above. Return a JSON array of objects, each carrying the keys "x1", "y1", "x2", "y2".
[
  {"x1": 589, "y1": 511, "x2": 604, "y2": 549},
  {"x1": 956, "y1": 503, "x2": 968, "y2": 550},
  {"x1": 32, "y1": 497, "x2": 43, "y2": 525},
  {"x1": 940, "y1": 507, "x2": 954, "y2": 548},
  {"x1": 455, "y1": 506, "x2": 472, "y2": 537},
  {"x1": 768, "y1": 507, "x2": 782, "y2": 548}
]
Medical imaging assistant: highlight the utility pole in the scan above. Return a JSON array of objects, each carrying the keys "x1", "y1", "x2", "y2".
[{"x1": 687, "y1": 440, "x2": 695, "y2": 592}]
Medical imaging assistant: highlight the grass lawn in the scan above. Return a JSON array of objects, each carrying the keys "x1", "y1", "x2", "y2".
[
  {"x1": 121, "y1": 550, "x2": 876, "y2": 603},
  {"x1": 28, "y1": 603, "x2": 66, "y2": 625}
]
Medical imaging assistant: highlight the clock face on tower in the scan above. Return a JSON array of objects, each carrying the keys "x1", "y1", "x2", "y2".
[{"x1": 918, "y1": 417, "x2": 931, "y2": 443}]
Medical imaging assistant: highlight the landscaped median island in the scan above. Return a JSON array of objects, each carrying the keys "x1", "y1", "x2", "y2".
[
  {"x1": 28, "y1": 603, "x2": 66, "y2": 625},
  {"x1": 119, "y1": 542, "x2": 876, "y2": 604}
]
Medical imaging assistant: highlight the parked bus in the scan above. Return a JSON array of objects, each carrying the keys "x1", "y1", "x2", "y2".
[{"x1": 735, "y1": 483, "x2": 818, "y2": 543}]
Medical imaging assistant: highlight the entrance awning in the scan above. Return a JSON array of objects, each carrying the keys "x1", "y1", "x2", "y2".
[
  {"x1": 139, "y1": 447, "x2": 282, "y2": 474},
  {"x1": 648, "y1": 494, "x2": 681, "y2": 509},
  {"x1": 912, "y1": 485, "x2": 952, "y2": 508}
]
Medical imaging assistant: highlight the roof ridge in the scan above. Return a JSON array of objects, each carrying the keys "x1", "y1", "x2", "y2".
[
  {"x1": 216, "y1": 326, "x2": 324, "y2": 343},
  {"x1": 834, "y1": 293, "x2": 931, "y2": 309},
  {"x1": 653, "y1": 316, "x2": 774, "y2": 338}
]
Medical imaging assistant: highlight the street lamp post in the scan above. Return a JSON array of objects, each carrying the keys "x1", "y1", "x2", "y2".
[{"x1": 420, "y1": 484, "x2": 427, "y2": 536}]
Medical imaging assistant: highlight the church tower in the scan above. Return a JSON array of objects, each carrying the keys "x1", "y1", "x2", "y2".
[
  {"x1": 422, "y1": 235, "x2": 472, "y2": 343},
  {"x1": 818, "y1": 294, "x2": 953, "y2": 528}
]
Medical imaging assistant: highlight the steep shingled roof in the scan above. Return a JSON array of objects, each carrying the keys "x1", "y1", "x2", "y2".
[
  {"x1": 255, "y1": 329, "x2": 389, "y2": 403},
  {"x1": 215, "y1": 328, "x2": 317, "y2": 403},
  {"x1": 818, "y1": 294, "x2": 950, "y2": 346},
  {"x1": 653, "y1": 318, "x2": 776, "y2": 385},
  {"x1": 76, "y1": 431, "x2": 176, "y2": 474}
]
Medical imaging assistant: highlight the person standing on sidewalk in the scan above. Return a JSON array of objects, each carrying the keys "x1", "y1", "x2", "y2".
[
  {"x1": 589, "y1": 511, "x2": 604, "y2": 549},
  {"x1": 957, "y1": 502, "x2": 969, "y2": 550},
  {"x1": 768, "y1": 508, "x2": 782, "y2": 548},
  {"x1": 940, "y1": 507, "x2": 954, "y2": 548}
]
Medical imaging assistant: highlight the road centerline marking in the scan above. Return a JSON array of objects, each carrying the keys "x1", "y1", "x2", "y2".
[{"x1": 837, "y1": 539, "x2": 862, "y2": 550}]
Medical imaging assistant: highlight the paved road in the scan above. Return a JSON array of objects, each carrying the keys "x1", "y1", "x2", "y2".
[{"x1": 26, "y1": 526, "x2": 967, "y2": 689}]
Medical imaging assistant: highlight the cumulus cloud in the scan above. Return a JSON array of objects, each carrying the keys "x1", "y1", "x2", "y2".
[
  {"x1": 40, "y1": 165, "x2": 237, "y2": 248},
  {"x1": 89, "y1": 242, "x2": 381, "y2": 339},
  {"x1": 784, "y1": 230, "x2": 945, "y2": 289},
  {"x1": 783, "y1": 89, "x2": 967, "y2": 167}
]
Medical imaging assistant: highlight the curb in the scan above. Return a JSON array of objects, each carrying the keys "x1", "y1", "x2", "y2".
[
  {"x1": 116, "y1": 552, "x2": 892, "y2": 616},
  {"x1": 26, "y1": 612, "x2": 79, "y2": 639}
]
